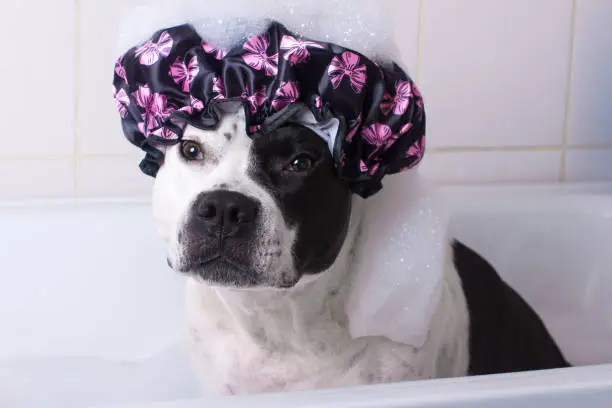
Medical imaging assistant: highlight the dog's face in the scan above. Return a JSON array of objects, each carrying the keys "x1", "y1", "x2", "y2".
[{"x1": 152, "y1": 111, "x2": 353, "y2": 288}]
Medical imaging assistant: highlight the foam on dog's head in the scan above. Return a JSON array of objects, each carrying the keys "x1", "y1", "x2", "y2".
[{"x1": 117, "y1": 0, "x2": 398, "y2": 63}]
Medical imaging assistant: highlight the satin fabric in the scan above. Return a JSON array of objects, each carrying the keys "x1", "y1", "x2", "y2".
[{"x1": 112, "y1": 21, "x2": 425, "y2": 198}]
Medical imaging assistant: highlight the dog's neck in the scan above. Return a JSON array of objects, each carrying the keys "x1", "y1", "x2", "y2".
[{"x1": 186, "y1": 198, "x2": 364, "y2": 346}]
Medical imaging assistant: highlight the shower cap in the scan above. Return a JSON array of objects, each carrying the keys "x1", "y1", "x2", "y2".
[{"x1": 112, "y1": 21, "x2": 426, "y2": 198}]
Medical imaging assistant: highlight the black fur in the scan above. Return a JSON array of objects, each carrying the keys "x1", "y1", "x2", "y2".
[
  {"x1": 249, "y1": 125, "x2": 353, "y2": 275},
  {"x1": 452, "y1": 240, "x2": 570, "y2": 374},
  {"x1": 180, "y1": 124, "x2": 352, "y2": 287}
]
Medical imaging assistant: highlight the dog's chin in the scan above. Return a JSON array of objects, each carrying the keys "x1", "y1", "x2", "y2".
[
  {"x1": 176, "y1": 255, "x2": 299, "y2": 289},
  {"x1": 178, "y1": 255, "x2": 258, "y2": 287}
]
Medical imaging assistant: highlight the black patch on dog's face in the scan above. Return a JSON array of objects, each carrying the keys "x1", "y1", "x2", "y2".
[
  {"x1": 175, "y1": 119, "x2": 352, "y2": 288},
  {"x1": 249, "y1": 124, "x2": 353, "y2": 277}
]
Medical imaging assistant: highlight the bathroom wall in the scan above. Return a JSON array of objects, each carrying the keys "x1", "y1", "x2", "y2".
[{"x1": 1, "y1": 0, "x2": 611, "y2": 200}]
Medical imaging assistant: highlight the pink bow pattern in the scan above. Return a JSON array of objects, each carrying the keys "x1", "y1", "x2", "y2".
[
  {"x1": 328, "y1": 51, "x2": 367, "y2": 94},
  {"x1": 115, "y1": 56, "x2": 127, "y2": 83},
  {"x1": 134, "y1": 31, "x2": 173, "y2": 66},
  {"x1": 241, "y1": 86, "x2": 267, "y2": 113},
  {"x1": 113, "y1": 87, "x2": 130, "y2": 118},
  {"x1": 279, "y1": 35, "x2": 325, "y2": 65},
  {"x1": 406, "y1": 134, "x2": 425, "y2": 162},
  {"x1": 362, "y1": 123, "x2": 394, "y2": 160},
  {"x1": 178, "y1": 95, "x2": 204, "y2": 115},
  {"x1": 133, "y1": 84, "x2": 175, "y2": 135},
  {"x1": 169, "y1": 55, "x2": 200, "y2": 93},
  {"x1": 212, "y1": 76, "x2": 225, "y2": 100},
  {"x1": 272, "y1": 81, "x2": 300, "y2": 111},
  {"x1": 380, "y1": 81, "x2": 412, "y2": 116},
  {"x1": 242, "y1": 34, "x2": 279, "y2": 76},
  {"x1": 362, "y1": 123, "x2": 393, "y2": 149}
]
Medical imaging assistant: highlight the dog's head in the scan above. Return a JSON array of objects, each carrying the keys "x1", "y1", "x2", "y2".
[{"x1": 152, "y1": 109, "x2": 353, "y2": 288}]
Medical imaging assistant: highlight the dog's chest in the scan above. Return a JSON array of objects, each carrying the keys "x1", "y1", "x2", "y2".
[
  {"x1": 183, "y1": 278, "x2": 442, "y2": 394},
  {"x1": 186, "y1": 311, "x2": 375, "y2": 394}
]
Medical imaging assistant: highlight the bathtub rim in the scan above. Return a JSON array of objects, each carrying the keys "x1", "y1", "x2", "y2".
[
  {"x1": 1, "y1": 181, "x2": 612, "y2": 208},
  {"x1": 4, "y1": 181, "x2": 612, "y2": 407},
  {"x1": 95, "y1": 363, "x2": 612, "y2": 408}
]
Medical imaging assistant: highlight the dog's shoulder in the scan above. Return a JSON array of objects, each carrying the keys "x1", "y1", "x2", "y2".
[{"x1": 451, "y1": 240, "x2": 570, "y2": 374}]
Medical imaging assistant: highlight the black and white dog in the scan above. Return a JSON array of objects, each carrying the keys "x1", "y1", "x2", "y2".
[{"x1": 151, "y1": 108, "x2": 569, "y2": 395}]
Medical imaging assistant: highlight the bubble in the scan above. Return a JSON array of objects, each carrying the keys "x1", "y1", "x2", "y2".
[{"x1": 117, "y1": 0, "x2": 399, "y2": 63}]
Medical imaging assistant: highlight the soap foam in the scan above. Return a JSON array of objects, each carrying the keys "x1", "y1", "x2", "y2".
[{"x1": 117, "y1": 0, "x2": 400, "y2": 63}]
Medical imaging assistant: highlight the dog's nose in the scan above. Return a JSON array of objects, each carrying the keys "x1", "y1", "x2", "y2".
[{"x1": 193, "y1": 190, "x2": 260, "y2": 236}]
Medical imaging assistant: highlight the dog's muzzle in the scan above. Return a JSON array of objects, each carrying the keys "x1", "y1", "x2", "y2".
[
  {"x1": 178, "y1": 189, "x2": 262, "y2": 286},
  {"x1": 193, "y1": 190, "x2": 260, "y2": 237}
]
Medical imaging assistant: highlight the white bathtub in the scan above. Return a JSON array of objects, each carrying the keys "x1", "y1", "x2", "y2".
[{"x1": 1, "y1": 182, "x2": 612, "y2": 408}]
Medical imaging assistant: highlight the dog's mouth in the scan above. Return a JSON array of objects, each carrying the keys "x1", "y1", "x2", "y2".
[
  {"x1": 175, "y1": 252, "x2": 300, "y2": 289},
  {"x1": 177, "y1": 253, "x2": 260, "y2": 287}
]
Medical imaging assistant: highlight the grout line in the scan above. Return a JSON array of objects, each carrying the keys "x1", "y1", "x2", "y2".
[
  {"x1": 74, "y1": 0, "x2": 82, "y2": 196},
  {"x1": 425, "y1": 179, "x2": 569, "y2": 187},
  {"x1": 0, "y1": 153, "x2": 139, "y2": 162},
  {"x1": 560, "y1": 0, "x2": 578, "y2": 182},
  {"x1": 428, "y1": 145, "x2": 563, "y2": 153},
  {"x1": 428, "y1": 144, "x2": 612, "y2": 153},
  {"x1": 0, "y1": 156, "x2": 75, "y2": 162},
  {"x1": 415, "y1": 0, "x2": 425, "y2": 84},
  {"x1": 78, "y1": 152, "x2": 143, "y2": 158},
  {"x1": 567, "y1": 144, "x2": 612, "y2": 150},
  {"x1": 427, "y1": 145, "x2": 612, "y2": 153}
]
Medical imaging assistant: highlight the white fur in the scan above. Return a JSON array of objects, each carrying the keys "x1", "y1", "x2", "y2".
[
  {"x1": 151, "y1": 114, "x2": 470, "y2": 395},
  {"x1": 152, "y1": 112, "x2": 297, "y2": 286}
]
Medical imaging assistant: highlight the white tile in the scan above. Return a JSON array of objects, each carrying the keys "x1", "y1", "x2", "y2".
[
  {"x1": 0, "y1": 0, "x2": 76, "y2": 157},
  {"x1": 0, "y1": 159, "x2": 75, "y2": 200},
  {"x1": 565, "y1": 149, "x2": 612, "y2": 181},
  {"x1": 419, "y1": 150, "x2": 562, "y2": 184},
  {"x1": 419, "y1": 0, "x2": 573, "y2": 148},
  {"x1": 79, "y1": 155, "x2": 154, "y2": 198},
  {"x1": 78, "y1": 0, "x2": 140, "y2": 156},
  {"x1": 568, "y1": 0, "x2": 612, "y2": 147},
  {"x1": 387, "y1": 0, "x2": 420, "y2": 77}
]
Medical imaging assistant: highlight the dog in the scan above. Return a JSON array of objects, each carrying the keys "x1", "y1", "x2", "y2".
[{"x1": 150, "y1": 108, "x2": 569, "y2": 395}]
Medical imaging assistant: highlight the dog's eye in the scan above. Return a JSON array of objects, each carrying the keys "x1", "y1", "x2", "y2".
[
  {"x1": 180, "y1": 140, "x2": 204, "y2": 161},
  {"x1": 288, "y1": 154, "x2": 315, "y2": 172}
]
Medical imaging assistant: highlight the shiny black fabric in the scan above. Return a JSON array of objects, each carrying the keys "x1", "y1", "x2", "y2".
[{"x1": 112, "y1": 21, "x2": 425, "y2": 198}]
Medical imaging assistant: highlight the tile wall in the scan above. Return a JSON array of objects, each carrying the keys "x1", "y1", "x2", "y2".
[{"x1": 1, "y1": 0, "x2": 611, "y2": 200}]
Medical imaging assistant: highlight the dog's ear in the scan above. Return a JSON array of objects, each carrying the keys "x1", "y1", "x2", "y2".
[{"x1": 345, "y1": 170, "x2": 450, "y2": 348}]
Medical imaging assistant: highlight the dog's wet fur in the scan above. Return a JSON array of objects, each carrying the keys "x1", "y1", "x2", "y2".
[{"x1": 151, "y1": 109, "x2": 569, "y2": 394}]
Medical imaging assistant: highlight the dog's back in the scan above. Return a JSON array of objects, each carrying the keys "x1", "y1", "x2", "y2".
[{"x1": 452, "y1": 240, "x2": 570, "y2": 374}]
